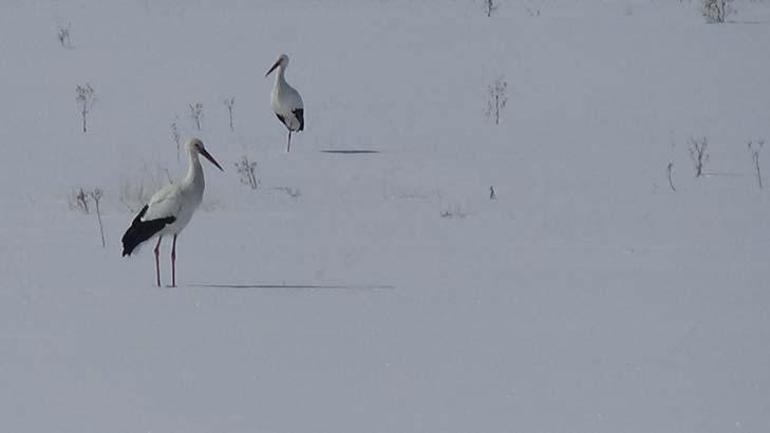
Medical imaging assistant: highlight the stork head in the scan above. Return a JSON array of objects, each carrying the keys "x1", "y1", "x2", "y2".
[
  {"x1": 188, "y1": 138, "x2": 224, "y2": 171},
  {"x1": 265, "y1": 54, "x2": 289, "y2": 77}
]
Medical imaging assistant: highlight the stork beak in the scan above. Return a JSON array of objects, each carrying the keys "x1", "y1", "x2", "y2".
[
  {"x1": 200, "y1": 148, "x2": 224, "y2": 171},
  {"x1": 265, "y1": 59, "x2": 280, "y2": 77}
]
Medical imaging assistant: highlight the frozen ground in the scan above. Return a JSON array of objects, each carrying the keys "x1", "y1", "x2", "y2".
[{"x1": 1, "y1": 0, "x2": 770, "y2": 432}]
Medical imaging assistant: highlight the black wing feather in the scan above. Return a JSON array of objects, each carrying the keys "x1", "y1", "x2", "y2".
[
  {"x1": 276, "y1": 113, "x2": 287, "y2": 128},
  {"x1": 121, "y1": 205, "x2": 176, "y2": 257}
]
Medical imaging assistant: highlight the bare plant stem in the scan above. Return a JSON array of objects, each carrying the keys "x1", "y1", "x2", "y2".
[
  {"x1": 224, "y1": 97, "x2": 235, "y2": 132},
  {"x1": 749, "y1": 140, "x2": 764, "y2": 190},
  {"x1": 189, "y1": 103, "x2": 203, "y2": 131},
  {"x1": 76, "y1": 84, "x2": 95, "y2": 133},
  {"x1": 688, "y1": 137, "x2": 709, "y2": 178},
  {"x1": 171, "y1": 120, "x2": 181, "y2": 162},
  {"x1": 91, "y1": 189, "x2": 105, "y2": 247},
  {"x1": 77, "y1": 188, "x2": 89, "y2": 213},
  {"x1": 95, "y1": 200, "x2": 105, "y2": 247},
  {"x1": 667, "y1": 162, "x2": 676, "y2": 192}
]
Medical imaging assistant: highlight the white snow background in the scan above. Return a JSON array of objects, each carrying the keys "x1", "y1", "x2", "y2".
[{"x1": 1, "y1": 0, "x2": 769, "y2": 432}]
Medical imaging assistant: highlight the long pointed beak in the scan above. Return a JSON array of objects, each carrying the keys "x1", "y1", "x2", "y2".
[
  {"x1": 265, "y1": 60, "x2": 280, "y2": 77},
  {"x1": 200, "y1": 148, "x2": 224, "y2": 172}
]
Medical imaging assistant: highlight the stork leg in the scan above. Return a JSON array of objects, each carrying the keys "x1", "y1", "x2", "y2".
[
  {"x1": 154, "y1": 236, "x2": 163, "y2": 287},
  {"x1": 171, "y1": 234, "x2": 177, "y2": 288},
  {"x1": 287, "y1": 131, "x2": 292, "y2": 153}
]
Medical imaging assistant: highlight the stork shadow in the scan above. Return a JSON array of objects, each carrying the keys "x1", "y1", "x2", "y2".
[
  {"x1": 190, "y1": 283, "x2": 395, "y2": 291},
  {"x1": 320, "y1": 150, "x2": 380, "y2": 155}
]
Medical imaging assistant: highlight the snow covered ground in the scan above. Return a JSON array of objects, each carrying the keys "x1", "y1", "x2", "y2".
[{"x1": 1, "y1": 0, "x2": 770, "y2": 432}]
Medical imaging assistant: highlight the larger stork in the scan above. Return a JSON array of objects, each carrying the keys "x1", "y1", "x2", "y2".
[
  {"x1": 266, "y1": 54, "x2": 304, "y2": 152},
  {"x1": 121, "y1": 137, "x2": 223, "y2": 287}
]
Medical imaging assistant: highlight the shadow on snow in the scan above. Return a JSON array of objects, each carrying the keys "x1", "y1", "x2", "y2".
[{"x1": 190, "y1": 283, "x2": 395, "y2": 291}]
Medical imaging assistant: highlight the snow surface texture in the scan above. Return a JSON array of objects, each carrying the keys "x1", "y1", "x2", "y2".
[{"x1": 1, "y1": 0, "x2": 770, "y2": 432}]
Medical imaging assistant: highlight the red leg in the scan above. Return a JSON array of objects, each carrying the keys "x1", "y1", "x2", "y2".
[
  {"x1": 171, "y1": 234, "x2": 177, "y2": 287},
  {"x1": 154, "y1": 236, "x2": 163, "y2": 287},
  {"x1": 287, "y1": 131, "x2": 292, "y2": 152}
]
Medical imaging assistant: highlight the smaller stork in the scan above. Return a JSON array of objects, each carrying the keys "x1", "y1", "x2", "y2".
[
  {"x1": 121, "y1": 138, "x2": 223, "y2": 287},
  {"x1": 266, "y1": 54, "x2": 304, "y2": 152}
]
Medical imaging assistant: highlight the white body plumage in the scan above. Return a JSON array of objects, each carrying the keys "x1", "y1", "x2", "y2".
[{"x1": 143, "y1": 149, "x2": 206, "y2": 237}]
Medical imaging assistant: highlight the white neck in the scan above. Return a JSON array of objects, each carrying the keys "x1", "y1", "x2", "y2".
[
  {"x1": 274, "y1": 65, "x2": 287, "y2": 87},
  {"x1": 183, "y1": 151, "x2": 204, "y2": 189}
]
